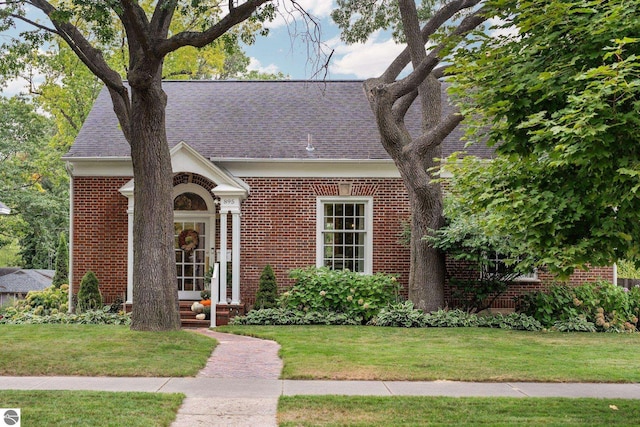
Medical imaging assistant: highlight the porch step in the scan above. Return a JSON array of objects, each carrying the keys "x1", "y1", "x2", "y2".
[
  {"x1": 179, "y1": 301, "x2": 209, "y2": 328},
  {"x1": 179, "y1": 301, "x2": 247, "y2": 328}
]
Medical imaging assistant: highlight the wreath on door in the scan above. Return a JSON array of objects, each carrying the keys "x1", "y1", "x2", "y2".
[{"x1": 178, "y1": 229, "x2": 199, "y2": 253}]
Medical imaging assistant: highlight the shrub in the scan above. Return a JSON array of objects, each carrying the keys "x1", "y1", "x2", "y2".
[
  {"x1": 230, "y1": 308, "x2": 359, "y2": 326},
  {"x1": 77, "y1": 271, "x2": 102, "y2": 313},
  {"x1": 477, "y1": 312, "x2": 543, "y2": 331},
  {"x1": 553, "y1": 317, "x2": 597, "y2": 333},
  {"x1": 254, "y1": 264, "x2": 278, "y2": 309},
  {"x1": 516, "y1": 281, "x2": 639, "y2": 332},
  {"x1": 51, "y1": 233, "x2": 69, "y2": 288},
  {"x1": 369, "y1": 301, "x2": 427, "y2": 327},
  {"x1": 281, "y1": 267, "x2": 400, "y2": 323},
  {"x1": 0, "y1": 307, "x2": 131, "y2": 325},
  {"x1": 1, "y1": 285, "x2": 69, "y2": 319},
  {"x1": 424, "y1": 309, "x2": 480, "y2": 328}
]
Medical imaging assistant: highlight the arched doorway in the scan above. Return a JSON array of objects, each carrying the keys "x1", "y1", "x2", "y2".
[{"x1": 173, "y1": 184, "x2": 216, "y2": 300}]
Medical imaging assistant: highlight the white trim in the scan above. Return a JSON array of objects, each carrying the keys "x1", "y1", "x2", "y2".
[
  {"x1": 65, "y1": 157, "x2": 401, "y2": 179},
  {"x1": 171, "y1": 141, "x2": 250, "y2": 192},
  {"x1": 316, "y1": 197, "x2": 374, "y2": 275}
]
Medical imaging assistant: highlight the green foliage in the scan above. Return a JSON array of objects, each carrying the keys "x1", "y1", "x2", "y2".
[
  {"x1": 0, "y1": 307, "x2": 131, "y2": 325},
  {"x1": 253, "y1": 264, "x2": 278, "y2": 309},
  {"x1": 553, "y1": 317, "x2": 597, "y2": 333},
  {"x1": 448, "y1": 0, "x2": 640, "y2": 274},
  {"x1": 1, "y1": 284, "x2": 69, "y2": 318},
  {"x1": 516, "y1": 282, "x2": 640, "y2": 332},
  {"x1": 368, "y1": 301, "x2": 427, "y2": 328},
  {"x1": 477, "y1": 313, "x2": 543, "y2": 331},
  {"x1": 331, "y1": 0, "x2": 437, "y2": 44},
  {"x1": 423, "y1": 309, "x2": 480, "y2": 328},
  {"x1": 368, "y1": 306, "x2": 543, "y2": 330},
  {"x1": 617, "y1": 260, "x2": 640, "y2": 279},
  {"x1": 230, "y1": 308, "x2": 359, "y2": 326},
  {"x1": 281, "y1": 267, "x2": 400, "y2": 323},
  {"x1": 0, "y1": 96, "x2": 67, "y2": 268},
  {"x1": 76, "y1": 271, "x2": 102, "y2": 313},
  {"x1": 51, "y1": 233, "x2": 68, "y2": 288}
]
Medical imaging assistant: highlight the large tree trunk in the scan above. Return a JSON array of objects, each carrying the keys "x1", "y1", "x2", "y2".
[
  {"x1": 128, "y1": 79, "x2": 181, "y2": 331},
  {"x1": 407, "y1": 181, "x2": 446, "y2": 312}
]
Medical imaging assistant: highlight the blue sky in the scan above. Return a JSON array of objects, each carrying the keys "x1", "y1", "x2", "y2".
[
  {"x1": 0, "y1": 1, "x2": 405, "y2": 95},
  {"x1": 243, "y1": 1, "x2": 404, "y2": 80}
]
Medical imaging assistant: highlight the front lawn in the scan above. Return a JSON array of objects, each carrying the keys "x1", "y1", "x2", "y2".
[
  {"x1": 278, "y1": 396, "x2": 640, "y2": 426},
  {"x1": 220, "y1": 325, "x2": 640, "y2": 382},
  {"x1": 0, "y1": 324, "x2": 216, "y2": 376},
  {"x1": 0, "y1": 390, "x2": 183, "y2": 426}
]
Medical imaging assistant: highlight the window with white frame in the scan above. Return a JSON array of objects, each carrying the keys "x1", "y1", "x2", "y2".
[
  {"x1": 317, "y1": 198, "x2": 373, "y2": 274},
  {"x1": 484, "y1": 251, "x2": 538, "y2": 282}
]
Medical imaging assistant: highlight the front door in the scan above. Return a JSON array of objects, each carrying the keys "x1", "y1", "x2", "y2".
[{"x1": 175, "y1": 219, "x2": 209, "y2": 300}]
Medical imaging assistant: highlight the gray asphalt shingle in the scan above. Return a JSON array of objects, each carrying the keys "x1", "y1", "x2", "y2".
[
  {"x1": 0, "y1": 269, "x2": 54, "y2": 293},
  {"x1": 66, "y1": 80, "x2": 493, "y2": 161}
]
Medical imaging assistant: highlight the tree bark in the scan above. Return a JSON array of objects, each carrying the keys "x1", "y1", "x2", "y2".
[{"x1": 128, "y1": 78, "x2": 181, "y2": 331}]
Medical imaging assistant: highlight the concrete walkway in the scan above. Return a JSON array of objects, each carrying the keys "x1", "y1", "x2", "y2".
[{"x1": 2, "y1": 329, "x2": 640, "y2": 426}]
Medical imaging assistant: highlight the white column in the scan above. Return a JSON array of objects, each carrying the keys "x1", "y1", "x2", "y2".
[
  {"x1": 231, "y1": 212, "x2": 241, "y2": 304},
  {"x1": 218, "y1": 211, "x2": 228, "y2": 304}
]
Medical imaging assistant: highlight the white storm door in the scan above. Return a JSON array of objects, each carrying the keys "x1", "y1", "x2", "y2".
[{"x1": 175, "y1": 219, "x2": 210, "y2": 300}]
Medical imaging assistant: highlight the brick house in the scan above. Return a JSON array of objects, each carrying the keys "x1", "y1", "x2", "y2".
[{"x1": 63, "y1": 80, "x2": 613, "y2": 317}]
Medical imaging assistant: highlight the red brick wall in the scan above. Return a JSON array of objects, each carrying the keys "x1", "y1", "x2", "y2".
[
  {"x1": 239, "y1": 178, "x2": 412, "y2": 306},
  {"x1": 71, "y1": 174, "x2": 614, "y2": 310},
  {"x1": 72, "y1": 176, "x2": 130, "y2": 303}
]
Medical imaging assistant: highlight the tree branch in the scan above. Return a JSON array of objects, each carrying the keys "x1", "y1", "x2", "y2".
[
  {"x1": 388, "y1": 7, "x2": 490, "y2": 102},
  {"x1": 119, "y1": 0, "x2": 153, "y2": 58},
  {"x1": 9, "y1": 13, "x2": 57, "y2": 33},
  {"x1": 156, "y1": 0, "x2": 270, "y2": 56},
  {"x1": 414, "y1": 110, "x2": 464, "y2": 157},
  {"x1": 381, "y1": 0, "x2": 483, "y2": 82},
  {"x1": 149, "y1": 0, "x2": 177, "y2": 41}
]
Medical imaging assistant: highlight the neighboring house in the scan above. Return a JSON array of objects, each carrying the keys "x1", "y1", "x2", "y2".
[
  {"x1": 0, "y1": 268, "x2": 54, "y2": 305},
  {"x1": 63, "y1": 80, "x2": 613, "y2": 316},
  {"x1": 0, "y1": 201, "x2": 9, "y2": 215}
]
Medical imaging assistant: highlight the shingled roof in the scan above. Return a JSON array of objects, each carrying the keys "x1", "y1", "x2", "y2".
[
  {"x1": 66, "y1": 80, "x2": 493, "y2": 161},
  {"x1": 0, "y1": 269, "x2": 54, "y2": 294}
]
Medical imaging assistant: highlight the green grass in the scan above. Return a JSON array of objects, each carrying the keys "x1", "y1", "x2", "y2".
[
  {"x1": 0, "y1": 390, "x2": 183, "y2": 426},
  {"x1": 278, "y1": 396, "x2": 640, "y2": 426},
  {"x1": 220, "y1": 325, "x2": 640, "y2": 382},
  {"x1": 0, "y1": 324, "x2": 216, "y2": 376}
]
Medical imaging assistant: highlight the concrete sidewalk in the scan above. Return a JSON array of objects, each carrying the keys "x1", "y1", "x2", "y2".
[{"x1": 2, "y1": 376, "x2": 640, "y2": 399}]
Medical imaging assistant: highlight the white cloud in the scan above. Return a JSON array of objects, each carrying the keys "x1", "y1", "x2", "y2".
[
  {"x1": 327, "y1": 32, "x2": 406, "y2": 79},
  {"x1": 1, "y1": 77, "x2": 31, "y2": 97},
  {"x1": 247, "y1": 57, "x2": 280, "y2": 75}
]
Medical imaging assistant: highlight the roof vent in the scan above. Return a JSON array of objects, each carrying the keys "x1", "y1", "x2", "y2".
[{"x1": 306, "y1": 133, "x2": 315, "y2": 152}]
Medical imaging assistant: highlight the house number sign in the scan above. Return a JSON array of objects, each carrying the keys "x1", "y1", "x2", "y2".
[{"x1": 220, "y1": 197, "x2": 240, "y2": 213}]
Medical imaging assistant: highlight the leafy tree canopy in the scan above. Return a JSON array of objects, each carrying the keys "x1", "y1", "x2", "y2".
[
  {"x1": 0, "y1": 96, "x2": 67, "y2": 268},
  {"x1": 445, "y1": 0, "x2": 640, "y2": 276}
]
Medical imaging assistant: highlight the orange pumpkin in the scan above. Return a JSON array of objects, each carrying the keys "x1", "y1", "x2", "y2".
[{"x1": 200, "y1": 299, "x2": 212, "y2": 306}]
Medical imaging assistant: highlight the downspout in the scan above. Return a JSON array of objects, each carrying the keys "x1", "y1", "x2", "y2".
[{"x1": 65, "y1": 161, "x2": 74, "y2": 313}]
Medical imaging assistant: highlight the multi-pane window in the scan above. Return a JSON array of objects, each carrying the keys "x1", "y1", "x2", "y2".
[
  {"x1": 318, "y1": 199, "x2": 372, "y2": 273},
  {"x1": 484, "y1": 251, "x2": 538, "y2": 282}
]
